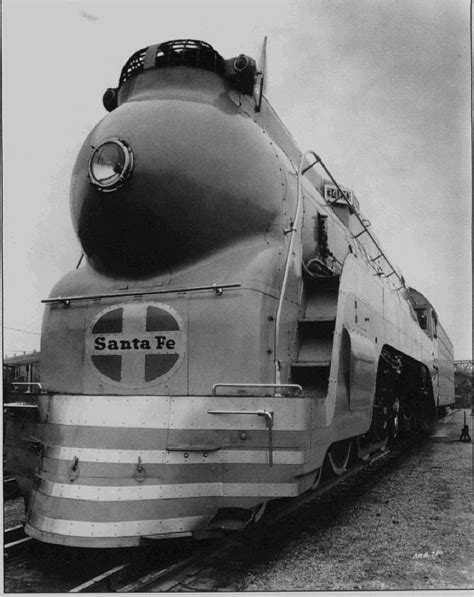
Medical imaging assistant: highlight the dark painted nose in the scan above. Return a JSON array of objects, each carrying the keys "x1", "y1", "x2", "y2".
[
  {"x1": 78, "y1": 194, "x2": 172, "y2": 277},
  {"x1": 71, "y1": 72, "x2": 284, "y2": 278}
]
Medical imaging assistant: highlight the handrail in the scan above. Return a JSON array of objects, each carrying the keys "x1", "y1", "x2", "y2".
[
  {"x1": 42, "y1": 283, "x2": 241, "y2": 305},
  {"x1": 313, "y1": 154, "x2": 406, "y2": 290},
  {"x1": 211, "y1": 383, "x2": 302, "y2": 396},
  {"x1": 207, "y1": 408, "x2": 274, "y2": 465},
  {"x1": 274, "y1": 151, "x2": 318, "y2": 387}
]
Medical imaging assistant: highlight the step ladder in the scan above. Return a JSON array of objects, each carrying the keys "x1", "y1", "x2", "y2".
[
  {"x1": 274, "y1": 149, "x2": 344, "y2": 390},
  {"x1": 291, "y1": 275, "x2": 340, "y2": 397}
]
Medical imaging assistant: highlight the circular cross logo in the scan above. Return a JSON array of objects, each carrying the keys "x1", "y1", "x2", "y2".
[{"x1": 87, "y1": 302, "x2": 185, "y2": 388}]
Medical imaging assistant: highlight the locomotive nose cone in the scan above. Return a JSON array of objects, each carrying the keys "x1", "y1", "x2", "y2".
[
  {"x1": 78, "y1": 192, "x2": 170, "y2": 277},
  {"x1": 71, "y1": 70, "x2": 284, "y2": 278}
]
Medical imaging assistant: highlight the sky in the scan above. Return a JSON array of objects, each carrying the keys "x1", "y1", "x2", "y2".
[{"x1": 3, "y1": 0, "x2": 471, "y2": 360}]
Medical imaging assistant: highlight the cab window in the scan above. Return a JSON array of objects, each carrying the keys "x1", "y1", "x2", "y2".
[{"x1": 416, "y1": 308, "x2": 428, "y2": 330}]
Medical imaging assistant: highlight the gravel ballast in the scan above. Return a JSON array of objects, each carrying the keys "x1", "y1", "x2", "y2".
[{"x1": 240, "y1": 409, "x2": 473, "y2": 591}]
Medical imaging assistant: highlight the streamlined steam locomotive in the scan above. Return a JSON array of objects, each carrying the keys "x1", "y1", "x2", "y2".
[{"x1": 5, "y1": 39, "x2": 454, "y2": 547}]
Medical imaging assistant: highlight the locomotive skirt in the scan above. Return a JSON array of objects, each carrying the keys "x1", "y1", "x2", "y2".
[{"x1": 25, "y1": 394, "x2": 313, "y2": 547}]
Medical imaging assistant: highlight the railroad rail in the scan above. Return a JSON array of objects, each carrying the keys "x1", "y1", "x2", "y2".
[
  {"x1": 4, "y1": 524, "x2": 31, "y2": 558},
  {"x1": 4, "y1": 474, "x2": 22, "y2": 500}
]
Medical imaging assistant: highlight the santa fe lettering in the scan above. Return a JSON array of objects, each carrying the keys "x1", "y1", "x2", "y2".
[
  {"x1": 94, "y1": 336, "x2": 176, "y2": 351},
  {"x1": 154, "y1": 336, "x2": 176, "y2": 350}
]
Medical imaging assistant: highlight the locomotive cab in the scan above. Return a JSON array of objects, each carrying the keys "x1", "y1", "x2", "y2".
[{"x1": 409, "y1": 287, "x2": 439, "y2": 340}]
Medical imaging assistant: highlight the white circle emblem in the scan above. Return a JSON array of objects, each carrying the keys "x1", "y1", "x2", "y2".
[{"x1": 87, "y1": 302, "x2": 185, "y2": 388}]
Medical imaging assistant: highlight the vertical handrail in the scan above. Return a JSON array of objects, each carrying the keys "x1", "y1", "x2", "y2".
[
  {"x1": 207, "y1": 409, "x2": 274, "y2": 465},
  {"x1": 274, "y1": 151, "x2": 321, "y2": 388}
]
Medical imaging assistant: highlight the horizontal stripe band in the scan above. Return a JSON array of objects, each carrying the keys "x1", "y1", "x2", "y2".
[
  {"x1": 31, "y1": 490, "x2": 261, "y2": 522},
  {"x1": 39, "y1": 424, "x2": 308, "y2": 451},
  {"x1": 31, "y1": 491, "x2": 222, "y2": 522},
  {"x1": 38, "y1": 395, "x2": 308, "y2": 430},
  {"x1": 27, "y1": 513, "x2": 211, "y2": 538},
  {"x1": 37, "y1": 479, "x2": 300, "y2": 500},
  {"x1": 43, "y1": 445, "x2": 305, "y2": 465},
  {"x1": 40, "y1": 461, "x2": 298, "y2": 485}
]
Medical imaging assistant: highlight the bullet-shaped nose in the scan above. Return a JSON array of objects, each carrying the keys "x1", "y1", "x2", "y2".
[{"x1": 71, "y1": 74, "x2": 285, "y2": 278}]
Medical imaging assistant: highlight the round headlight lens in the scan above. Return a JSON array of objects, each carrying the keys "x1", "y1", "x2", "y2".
[{"x1": 88, "y1": 139, "x2": 134, "y2": 191}]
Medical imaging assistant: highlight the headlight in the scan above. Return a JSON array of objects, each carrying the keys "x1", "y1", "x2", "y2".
[{"x1": 88, "y1": 138, "x2": 134, "y2": 192}]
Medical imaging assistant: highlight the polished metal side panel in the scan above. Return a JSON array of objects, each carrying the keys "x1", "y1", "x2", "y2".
[
  {"x1": 41, "y1": 301, "x2": 88, "y2": 394},
  {"x1": 39, "y1": 394, "x2": 308, "y2": 430},
  {"x1": 324, "y1": 252, "x2": 437, "y2": 435},
  {"x1": 436, "y1": 324, "x2": 455, "y2": 406},
  {"x1": 38, "y1": 394, "x2": 172, "y2": 428},
  {"x1": 26, "y1": 393, "x2": 311, "y2": 546},
  {"x1": 42, "y1": 242, "x2": 285, "y2": 397},
  {"x1": 345, "y1": 327, "x2": 377, "y2": 411}
]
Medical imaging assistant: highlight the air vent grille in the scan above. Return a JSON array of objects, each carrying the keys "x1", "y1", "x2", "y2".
[{"x1": 119, "y1": 39, "x2": 225, "y2": 86}]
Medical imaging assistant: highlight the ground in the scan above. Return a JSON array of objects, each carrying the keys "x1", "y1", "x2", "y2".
[
  {"x1": 4, "y1": 497, "x2": 25, "y2": 530},
  {"x1": 239, "y1": 409, "x2": 473, "y2": 591}
]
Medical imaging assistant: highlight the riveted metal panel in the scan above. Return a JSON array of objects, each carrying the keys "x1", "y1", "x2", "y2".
[
  {"x1": 36, "y1": 478, "x2": 300, "y2": 501},
  {"x1": 41, "y1": 302, "x2": 89, "y2": 394},
  {"x1": 38, "y1": 424, "x2": 169, "y2": 449},
  {"x1": 187, "y1": 283, "x2": 276, "y2": 395},
  {"x1": 39, "y1": 395, "x2": 171, "y2": 428},
  {"x1": 43, "y1": 445, "x2": 305, "y2": 465},
  {"x1": 37, "y1": 479, "x2": 226, "y2": 500},
  {"x1": 29, "y1": 492, "x2": 220, "y2": 522},
  {"x1": 27, "y1": 513, "x2": 212, "y2": 540},
  {"x1": 167, "y1": 428, "x2": 308, "y2": 449},
  {"x1": 345, "y1": 327, "x2": 377, "y2": 411},
  {"x1": 168, "y1": 396, "x2": 308, "y2": 431},
  {"x1": 29, "y1": 390, "x2": 311, "y2": 546},
  {"x1": 39, "y1": 394, "x2": 308, "y2": 430}
]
